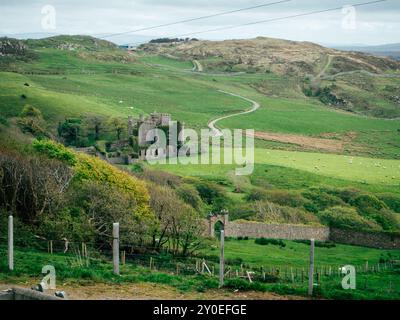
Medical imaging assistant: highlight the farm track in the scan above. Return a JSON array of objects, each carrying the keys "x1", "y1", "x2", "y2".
[
  {"x1": 208, "y1": 91, "x2": 260, "y2": 136},
  {"x1": 0, "y1": 282, "x2": 306, "y2": 300}
]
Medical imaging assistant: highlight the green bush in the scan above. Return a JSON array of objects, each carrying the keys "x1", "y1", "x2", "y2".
[
  {"x1": 378, "y1": 194, "x2": 400, "y2": 213},
  {"x1": 245, "y1": 188, "x2": 268, "y2": 201},
  {"x1": 319, "y1": 206, "x2": 381, "y2": 230},
  {"x1": 302, "y1": 188, "x2": 345, "y2": 211},
  {"x1": 229, "y1": 203, "x2": 256, "y2": 221},
  {"x1": 19, "y1": 105, "x2": 42, "y2": 118},
  {"x1": 255, "y1": 238, "x2": 286, "y2": 247},
  {"x1": 176, "y1": 184, "x2": 203, "y2": 210},
  {"x1": 0, "y1": 115, "x2": 8, "y2": 126},
  {"x1": 194, "y1": 180, "x2": 230, "y2": 212},
  {"x1": 265, "y1": 190, "x2": 307, "y2": 208},
  {"x1": 294, "y1": 239, "x2": 336, "y2": 248},
  {"x1": 32, "y1": 139, "x2": 77, "y2": 165},
  {"x1": 350, "y1": 194, "x2": 388, "y2": 216}
]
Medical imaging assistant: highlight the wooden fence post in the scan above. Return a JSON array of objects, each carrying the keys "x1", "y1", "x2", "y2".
[
  {"x1": 113, "y1": 222, "x2": 120, "y2": 275},
  {"x1": 308, "y1": 239, "x2": 315, "y2": 296},
  {"x1": 121, "y1": 250, "x2": 126, "y2": 265},
  {"x1": 8, "y1": 215, "x2": 14, "y2": 271},
  {"x1": 219, "y1": 230, "x2": 225, "y2": 288}
]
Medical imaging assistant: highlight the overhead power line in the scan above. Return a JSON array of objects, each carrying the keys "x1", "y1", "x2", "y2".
[
  {"x1": 125, "y1": 0, "x2": 388, "y2": 46},
  {"x1": 99, "y1": 0, "x2": 293, "y2": 39}
]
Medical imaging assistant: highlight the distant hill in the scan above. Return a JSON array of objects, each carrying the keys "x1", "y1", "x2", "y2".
[
  {"x1": 138, "y1": 37, "x2": 400, "y2": 76},
  {"x1": 23, "y1": 35, "x2": 118, "y2": 51},
  {"x1": 0, "y1": 35, "x2": 134, "y2": 65},
  {"x1": 333, "y1": 43, "x2": 400, "y2": 60}
]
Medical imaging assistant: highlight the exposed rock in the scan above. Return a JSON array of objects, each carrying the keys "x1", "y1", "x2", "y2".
[
  {"x1": 0, "y1": 38, "x2": 27, "y2": 56},
  {"x1": 138, "y1": 37, "x2": 400, "y2": 76}
]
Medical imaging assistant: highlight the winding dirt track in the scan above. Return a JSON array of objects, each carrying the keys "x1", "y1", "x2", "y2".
[{"x1": 208, "y1": 90, "x2": 260, "y2": 136}]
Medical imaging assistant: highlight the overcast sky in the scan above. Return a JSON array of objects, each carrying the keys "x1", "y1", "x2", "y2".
[{"x1": 0, "y1": 0, "x2": 399, "y2": 45}]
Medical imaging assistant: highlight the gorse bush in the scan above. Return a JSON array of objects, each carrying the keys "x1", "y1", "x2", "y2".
[{"x1": 33, "y1": 139, "x2": 77, "y2": 165}]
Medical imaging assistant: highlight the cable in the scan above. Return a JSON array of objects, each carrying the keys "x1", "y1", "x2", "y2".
[
  {"x1": 98, "y1": 0, "x2": 293, "y2": 39},
  {"x1": 126, "y1": 0, "x2": 388, "y2": 46}
]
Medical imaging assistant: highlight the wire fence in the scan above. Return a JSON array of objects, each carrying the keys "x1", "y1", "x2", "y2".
[{"x1": 1, "y1": 232, "x2": 397, "y2": 286}]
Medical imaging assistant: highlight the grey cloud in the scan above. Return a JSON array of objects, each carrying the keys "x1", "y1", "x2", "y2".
[{"x1": 0, "y1": 0, "x2": 399, "y2": 45}]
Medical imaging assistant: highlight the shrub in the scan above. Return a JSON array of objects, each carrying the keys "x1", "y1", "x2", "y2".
[
  {"x1": 294, "y1": 239, "x2": 336, "y2": 248},
  {"x1": 350, "y1": 194, "x2": 388, "y2": 216},
  {"x1": 33, "y1": 139, "x2": 152, "y2": 222},
  {"x1": 175, "y1": 184, "x2": 203, "y2": 210},
  {"x1": 33, "y1": 139, "x2": 77, "y2": 165},
  {"x1": 0, "y1": 115, "x2": 8, "y2": 126},
  {"x1": 302, "y1": 188, "x2": 345, "y2": 211},
  {"x1": 265, "y1": 190, "x2": 306, "y2": 208},
  {"x1": 377, "y1": 194, "x2": 400, "y2": 213},
  {"x1": 252, "y1": 201, "x2": 320, "y2": 225},
  {"x1": 255, "y1": 238, "x2": 286, "y2": 247},
  {"x1": 319, "y1": 206, "x2": 381, "y2": 230},
  {"x1": 19, "y1": 105, "x2": 42, "y2": 118},
  {"x1": 245, "y1": 188, "x2": 268, "y2": 201},
  {"x1": 194, "y1": 180, "x2": 230, "y2": 212},
  {"x1": 229, "y1": 203, "x2": 256, "y2": 221},
  {"x1": 138, "y1": 168, "x2": 182, "y2": 188}
]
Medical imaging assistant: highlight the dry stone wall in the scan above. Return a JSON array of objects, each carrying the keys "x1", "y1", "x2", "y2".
[{"x1": 225, "y1": 222, "x2": 330, "y2": 241}]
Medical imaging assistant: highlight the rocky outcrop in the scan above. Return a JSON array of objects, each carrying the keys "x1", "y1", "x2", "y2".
[
  {"x1": 0, "y1": 38, "x2": 27, "y2": 56},
  {"x1": 138, "y1": 37, "x2": 400, "y2": 76}
]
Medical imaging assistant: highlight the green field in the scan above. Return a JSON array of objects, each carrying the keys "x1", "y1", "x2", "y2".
[
  {"x1": 201, "y1": 238, "x2": 400, "y2": 269},
  {"x1": 0, "y1": 242, "x2": 398, "y2": 300},
  {"x1": 1, "y1": 36, "x2": 400, "y2": 300},
  {"x1": 137, "y1": 54, "x2": 194, "y2": 70}
]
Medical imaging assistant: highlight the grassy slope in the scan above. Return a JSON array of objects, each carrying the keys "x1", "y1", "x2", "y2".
[
  {"x1": 0, "y1": 243, "x2": 398, "y2": 300},
  {"x1": 201, "y1": 238, "x2": 400, "y2": 269},
  {"x1": 1, "y1": 48, "x2": 399, "y2": 192}
]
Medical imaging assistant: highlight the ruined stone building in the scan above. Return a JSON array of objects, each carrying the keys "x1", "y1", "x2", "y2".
[{"x1": 128, "y1": 112, "x2": 185, "y2": 160}]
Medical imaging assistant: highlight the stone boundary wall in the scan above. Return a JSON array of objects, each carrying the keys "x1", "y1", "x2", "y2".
[
  {"x1": 205, "y1": 216, "x2": 400, "y2": 249},
  {"x1": 225, "y1": 222, "x2": 330, "y2": 241},
  {"x1": 329, "y1": 228, "x2": 400, "y2": 249}
]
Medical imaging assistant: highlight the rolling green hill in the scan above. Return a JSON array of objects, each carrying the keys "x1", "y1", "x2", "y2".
[{"x1": 1, "y1": 35, "x2": 399, "y2": 214}]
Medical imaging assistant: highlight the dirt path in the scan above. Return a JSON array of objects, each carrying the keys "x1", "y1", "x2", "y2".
[
  {"x1": 0, "y1": 282, "x2": 305, "y2": 300},
  {"x1": 208, "y1": 91, "x2": 260, "y2": 137},
  {"x1": 192, "y1": 60, "x2": 203, "y2": 72},
  {"x1": 316, "y1": 54, "x2": 333, "y2": 79}
]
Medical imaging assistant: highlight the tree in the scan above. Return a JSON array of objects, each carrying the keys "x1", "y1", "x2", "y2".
[
  {"x1": 0, "y1": 148, "x2": 73, "y2": 221},
  {"x1": 57, "y1": 118, "x2": 81, "y2": 146},
  {"x1": 71, "y1": 181, "x2": 152, "y2": 245},
  {"x1": 83, "y1": 114, "x2": 105, "y2": 140},
  {"x1": 148, "y1": 184, "x2": 177, "y2": 249},
  {"x1": 108, "y1": 117, "x2": 126, "y2": 140},
  {"x1": 148, "y1": 183, "x2": 203, "y2": 255}
]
